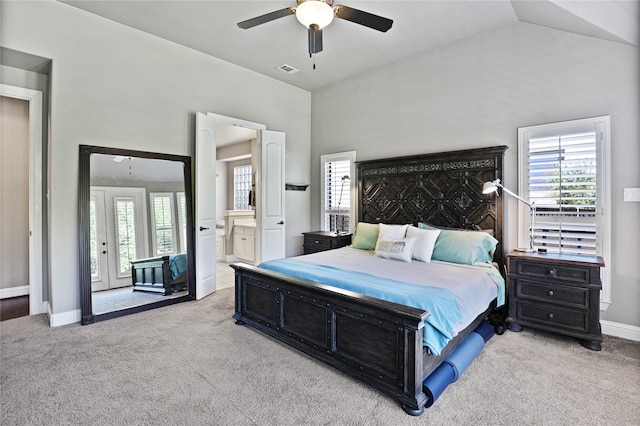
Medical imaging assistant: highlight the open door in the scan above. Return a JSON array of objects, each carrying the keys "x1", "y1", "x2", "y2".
[
  {"x1": 195, "y1": 113, "x2": 217, "y2": 299},
  {"x1": 256, "y1": 130, "x2": 285, "y2": 263}
]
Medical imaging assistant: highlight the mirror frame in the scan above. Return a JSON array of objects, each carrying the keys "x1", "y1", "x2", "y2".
[{"x1": 79, "y1": 145, "x2": 196, "y2": 325}]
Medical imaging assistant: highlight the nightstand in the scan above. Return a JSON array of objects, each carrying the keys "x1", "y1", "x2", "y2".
[
  {"x1": 506, "y1": 251, "x2": 605, "y2": 351},
  {"x1": 302, "y1": 231, "x2": 352, "y2": 254}
]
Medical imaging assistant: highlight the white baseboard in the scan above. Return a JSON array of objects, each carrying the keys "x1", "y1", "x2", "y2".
[
  {"x1": 0, "y1": 286, "x2": 29, "y2": 299},
  {"x1": 47, "y1": 302, "x2": 81, "y2": 327},
  {"x1": 601, "y1": 320, "x2": 640, "y2": 342}
]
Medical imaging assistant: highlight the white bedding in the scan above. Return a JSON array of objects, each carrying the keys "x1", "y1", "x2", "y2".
[{"x1": 296, "y1": 247, "x2": 504, "y2": 337}]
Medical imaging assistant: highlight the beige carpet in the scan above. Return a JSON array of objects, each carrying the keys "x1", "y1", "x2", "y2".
[{"x1": 1, "y1": 286, "x2": 639, "y2": 425}]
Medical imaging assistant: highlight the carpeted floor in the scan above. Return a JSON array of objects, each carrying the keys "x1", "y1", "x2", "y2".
[{"x1": 1, "y1": 285, "x2": 639, "y2": 425}]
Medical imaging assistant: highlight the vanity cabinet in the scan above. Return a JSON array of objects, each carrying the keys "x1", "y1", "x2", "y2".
[
  {"x1": 506, "y1": 251, "x2": 604, "y2": 350},
  {"x1": 233, "y1": 226, "x2": 255, "y2": 263}
]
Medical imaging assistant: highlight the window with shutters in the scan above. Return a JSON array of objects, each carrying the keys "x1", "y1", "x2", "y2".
[
  {"x1": 150, "y1": 192, "x2": 176, "y2": 255},
  {"x1": 321, "y1": 151, "x2": 355, "y2": 234},
  {"x1": 114, "y1": 197, "x2": 138, "y2": 277},
  {"x1": 234, "y1": 165, "x2": 253, "y2": 211},
  {"x1": 176, "y1": 192, "x2": 187, "y2": 253},
  {"x1": 518, "y1": 116, "x2": 611, "y2": 307}
]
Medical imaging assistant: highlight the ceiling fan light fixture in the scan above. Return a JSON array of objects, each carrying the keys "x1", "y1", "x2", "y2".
[{"x1": 296, "y1": 0, "x2": 334, "y2": 29}]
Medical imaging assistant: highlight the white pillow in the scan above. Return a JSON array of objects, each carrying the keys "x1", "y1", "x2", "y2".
[
  {"x1": 406, "y1": 225, "x2": 441, "y2": 262},
  {"x1": 374, "y1": 236, "x2": 417, "y2": 262},
  {"x1": 375, "y1": 223, "x2": 409, "y2": 252}
]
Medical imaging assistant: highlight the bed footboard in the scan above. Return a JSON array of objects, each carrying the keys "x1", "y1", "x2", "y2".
[
  {"x1": 232, "y1": 263, "x2": 430, "y2": 414},
  {"x1": 131, "y1": 256, "x2": 174, "y2": 296}
]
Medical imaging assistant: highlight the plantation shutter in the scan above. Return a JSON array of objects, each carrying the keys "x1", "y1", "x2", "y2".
[
  {"x1": 323, "y1": 159, "x2": 351, "y2": 233},
  {"x1": 150, "y1": 193, "x2": 175, "y2": 255},
  {"x1": 527, "y1": 132, "x2": 598, "y2": 255}
]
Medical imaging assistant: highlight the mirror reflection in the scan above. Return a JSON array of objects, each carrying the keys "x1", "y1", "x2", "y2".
[
  {"x1": 79, "y1": 146, "x2": 194, "y2": 324},
  {"x1": 90, "y1": 154, "x2": 188, "y2": 314}
]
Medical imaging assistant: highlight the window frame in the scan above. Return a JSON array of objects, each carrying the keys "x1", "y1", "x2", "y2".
[
  {"x1": 113, "y1": 196, "x2": 138, "y2": 278},
  {"x1": 233, "y1": 164, "x2": 253, "y2": 211},
  {"x1": 518, "y1": 116, "x2": 611, "y2": 308},
  {"x1": 149, "y1": 192, "x2": 177, "y2": 256},
  {"x1": 320, "y1": 151, "x2": 356, "y2": 234}
]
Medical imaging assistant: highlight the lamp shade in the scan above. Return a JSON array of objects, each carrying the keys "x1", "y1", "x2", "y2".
[
  {"x1": 482, "y1": 179, "x2": 500, "y2": 194},
  {"x1": 296, "y1": 0, "x2": 334, "y2": 29},
  {"x1": 342, "y1": 175, "x2": 351, "y2": 182}
]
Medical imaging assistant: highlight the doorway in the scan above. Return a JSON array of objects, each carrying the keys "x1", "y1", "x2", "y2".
[
  {"x1": 0, "y1": 85, "x2": 44, "y2": 317},
  {"x1": 195, "y1": 113, "x2": 285, "y2": 300}
]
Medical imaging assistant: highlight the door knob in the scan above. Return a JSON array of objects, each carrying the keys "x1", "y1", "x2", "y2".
[
  {"x1": 102, "y1": 251, "x2": 107, "y2": 254},
  {"x1": 200, "y1": 226, "x2": 210, "y2": 231},
  {"x1": 277, "y1": 221, "x2": 284, "y2": 225}
]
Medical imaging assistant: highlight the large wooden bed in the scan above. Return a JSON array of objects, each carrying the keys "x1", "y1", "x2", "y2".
[{"x1": 232, "y1": 146, "x2": 507, "y2": 415}]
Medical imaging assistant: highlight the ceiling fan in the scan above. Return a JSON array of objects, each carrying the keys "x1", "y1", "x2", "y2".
[{"x1": 237, "y1": 0, "x2": 393, "y2": 59}]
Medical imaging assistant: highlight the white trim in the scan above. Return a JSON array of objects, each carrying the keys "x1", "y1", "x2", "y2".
[
  {"x1": 320, "y1": 151, "x2": 356, "y2": 233},
  {"x1": 0, "y1": 84, "x2": 44, "y2": 315},
  {"x1": 601, "y1": 320, "x2": 640, "y2": 342},
  {"x1": 47, "y1": 302, "x2": 81, "y2": 327},
  {"x1": 518, "y1": 116, "x2": 611, "y2": 307},
  {"x1": 206, "y1": 113, "x2": 266, "y2": 131},
  {"x1": 0, "y1": 285, "x2": 30, "y2": 299}
]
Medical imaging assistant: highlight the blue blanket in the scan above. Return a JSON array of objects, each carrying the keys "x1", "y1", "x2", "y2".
[
  {"x1": 169, "y1": 254, "x2": 187, "y2": 280},
  {"x1": 259, "y1": 258, "x2": 463, "y2": 355}
]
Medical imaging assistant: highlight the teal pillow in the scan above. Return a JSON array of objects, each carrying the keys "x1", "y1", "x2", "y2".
[
  {"x1": 350, "y1": 222, "x2": 379, "y2": 250},
  {"x1": 418, "y1": 223, "x2": 498, "y2": 265}
]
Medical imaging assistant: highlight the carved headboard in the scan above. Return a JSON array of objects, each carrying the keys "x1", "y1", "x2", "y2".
[{"x1": 356, "y1": 145, "x2": 508, "y2": 267}]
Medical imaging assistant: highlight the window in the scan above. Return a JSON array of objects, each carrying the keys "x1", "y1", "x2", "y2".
[
  {"x1": 150, "y1": 192, "x2": 176, "y2": 255},
  {"x1": 89, "y1": 196, "x2": 100, "y2": 281},
  {"x1": 518, "y1": 116, "x2": 611, "y2": 307},
  {"x1": 114, "y1": 197, "x2": 138, "y2": 277},
  {"x1": 176, "y1": 192, "x2": 187, "y2": 253},
  {"x1": 234, "y1": 165, "x2": 253, "y2": 211},
  {"x1": 321, "y1": 151, "x2": 355, "y2": 234}
]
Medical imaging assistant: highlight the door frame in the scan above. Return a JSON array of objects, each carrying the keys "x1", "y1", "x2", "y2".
[{"x1": 0, "y1": 84, "x2": 44, "y2": 315}]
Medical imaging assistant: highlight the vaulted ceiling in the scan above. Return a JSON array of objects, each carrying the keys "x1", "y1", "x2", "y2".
[{"x1": 62, "y1": 1, "x2": 639, "y2": 91}]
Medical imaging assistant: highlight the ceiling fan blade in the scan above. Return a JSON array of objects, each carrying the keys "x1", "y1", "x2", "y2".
[
  {"x1": 334, "y1": 5, "x2": 393, "y2": 32},
  {"x1": 308, "y1": 26, "x2": 323, "y2": 55},
  {"x1": 237, "y1": 7, "x2": 295, "y2": 29}
]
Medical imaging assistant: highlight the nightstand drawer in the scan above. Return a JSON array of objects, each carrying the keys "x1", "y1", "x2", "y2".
[
  {"x1": 515, "y1": 279, "x2": 589, "y2": 309},
  {"x1": 514, "y1": 260, "x2": 590, "y2": 285},
  {"x1": 516, "y1": 301, "x2": 588, "y2": 333},
  {"x1": 304, "y1": 236, "x2": 332, "y2": 249}
]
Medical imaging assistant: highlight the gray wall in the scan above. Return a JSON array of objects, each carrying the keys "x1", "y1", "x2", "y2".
[
  {"x1": 2, "y1": 1, "x2": 311, "y2": 318},
  {"x1": 310, "y1": 22, "x2": 640, "y2": 328}
]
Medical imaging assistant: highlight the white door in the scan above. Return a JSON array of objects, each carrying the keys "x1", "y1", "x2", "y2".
[
  {"x1": 256, "y1": 130, "x2": 286, "y2": 263},
  {"x1": 90, "y1": 187, "x2": 148, "y2": 291},
  {"x1": 195, "y1": 112, "x2": 217, "y2": 299},
  {"x1": 90, "y1": 190, "x2": 109, "y2": 292}
]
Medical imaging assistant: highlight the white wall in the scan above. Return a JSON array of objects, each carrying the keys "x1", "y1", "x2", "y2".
[
  {"x1": 311, "y1": 22, "x2": 640, "y2": 329},
  {"x1": 2, "y1": 0, "x2": 311, "y2": 320}
]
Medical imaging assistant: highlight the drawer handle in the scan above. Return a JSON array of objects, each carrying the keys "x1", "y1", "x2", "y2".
[
  {"x1": 548, "y1": 268, "x2": 555, "y2": 276},
  {"x1": 314, "y1": 240, "x2": 320, "y2": 244},
  {"x1": 547, "y1": 313, "x2": 554, "y2": 319},
  {"x1": 547, "y1": 290, "x2": 554, "y2": 296}
]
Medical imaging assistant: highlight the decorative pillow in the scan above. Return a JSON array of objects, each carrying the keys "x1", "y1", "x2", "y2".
[
  {"x1": 375, "y1": 223, "x2": 409, "y2": 252},
  {"x1": 406, "y1": 225, "x2": 441, "y2": 262},
  {"x1": 374, "y1": 236, "x2": 417, "y2": 262},
  {"x1": 350, "y1": 222, "x2": 379, "y2": 250},
  {"x1": 418, "y1": 223, "x2": 498, "y2": 265}
]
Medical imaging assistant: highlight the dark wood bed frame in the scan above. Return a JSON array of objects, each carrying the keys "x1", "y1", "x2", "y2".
[
  {"x1": 232, "y1": 146, "x2": 507, "y2": 415},
  {"x1": 131, "y1": 255, "x2": 187, "y2": 296}
]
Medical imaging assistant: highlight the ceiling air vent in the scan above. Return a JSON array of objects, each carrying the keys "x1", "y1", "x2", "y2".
[{"x1": 277, "y1": 64, "x2": 299, "y2": 74}]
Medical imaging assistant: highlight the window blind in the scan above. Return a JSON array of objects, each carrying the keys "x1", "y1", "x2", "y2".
[
  {"x1": 528, "y1": 131, "x2": 598, "y2": 255},
  {"x1": 323, "y1": 159, "x2": 351, "y2": 233}
]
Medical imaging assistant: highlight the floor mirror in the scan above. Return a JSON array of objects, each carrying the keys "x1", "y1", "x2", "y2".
[{"x1": 79, "y1": 145, "x2": 195, "y2": 324}]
